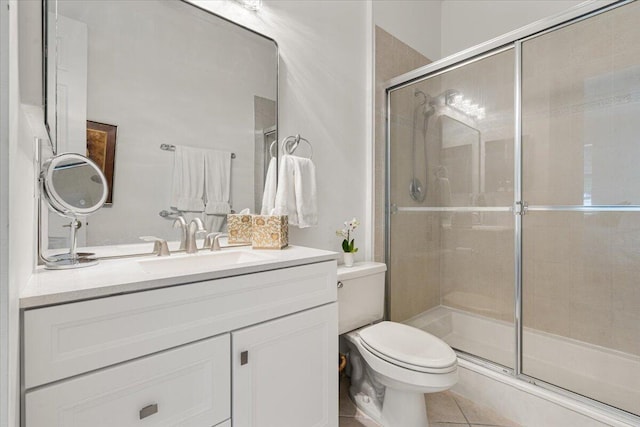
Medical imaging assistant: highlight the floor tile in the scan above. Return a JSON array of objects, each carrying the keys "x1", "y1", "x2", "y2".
[
  {"x1": 339, "y1": 376, "x2": 518, "y2": 427},
  {"x1": 339, "y1": 376, "x2": 357, "y2": 417},
  {"x1": 339, "y1": 416, "x2": 380, "y2": 427},
  {"x1": 453, "y1": 393, "x2": 520, "y2": 427},
  {"x1": 425, "y1": 391, "x2": 468, "y2": 424}
]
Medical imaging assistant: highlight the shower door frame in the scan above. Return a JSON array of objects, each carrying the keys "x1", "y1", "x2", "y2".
[{"x1": 384, "y1": 0, "x2": 639, "y2": 423}]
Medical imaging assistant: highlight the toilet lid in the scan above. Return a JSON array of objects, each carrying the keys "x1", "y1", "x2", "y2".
[{"x1": 359, "y1": 322, "x2": 457, "y2": 371}]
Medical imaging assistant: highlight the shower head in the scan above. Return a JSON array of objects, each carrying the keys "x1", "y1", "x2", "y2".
[
  {"x1": 414, "y1": 89, "x2": 428, "y2": 105},
  {"x1": 414, "y1": 89, "x2": 435, "y2": 117}
]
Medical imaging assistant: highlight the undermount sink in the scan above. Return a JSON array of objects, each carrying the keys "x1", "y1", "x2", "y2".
[{"x1": 138, "y1": 249, "x2": 273, "y2": 275}]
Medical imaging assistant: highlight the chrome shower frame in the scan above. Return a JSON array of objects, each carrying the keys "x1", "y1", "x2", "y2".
[{"x1": 384, "y1": 0, "x2": 639, "y2": 424}]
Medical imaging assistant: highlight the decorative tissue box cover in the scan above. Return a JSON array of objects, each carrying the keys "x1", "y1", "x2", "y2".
[
  {"x1": 252, "y1": 215, "x2": 288, "y2": 249},
  {"x1": 227, "y1": 214, "x2": 253, "y2": 244}
]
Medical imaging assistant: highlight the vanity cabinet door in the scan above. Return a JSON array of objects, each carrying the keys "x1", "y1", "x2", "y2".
[
  {"x1": 232, "y1": 303, "x2": 338, "y2": 427},
  {"x1": 25, "y1": 334, "x2": 230, "y2": 427}
]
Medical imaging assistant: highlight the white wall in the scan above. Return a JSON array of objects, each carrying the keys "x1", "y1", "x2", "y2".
[
  {"x1": 1, "y1": 0, "x2": 40, "y2": 426},
  {"x1": 373, "y1": 0, "x2": 442, "y2": 61},
  {"x1": 0, "y1": 0, "x2": 10, "y2": 424},
  {"x1": 441, "y1": 0, "x2": 584, "y2": 57},
  {"x1": 191, "y1": 0, "x2": 370, "y2": 255}
]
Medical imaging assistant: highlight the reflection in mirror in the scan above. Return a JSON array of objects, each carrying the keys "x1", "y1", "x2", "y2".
[
  {"x1": 42, "y1": 0, "x2": 278, "y2": 258},
  {"x1": 41, "y1": 153, "x2": 108, "y2": 269},
  {"x1": 440, "y1": 115, "x2": 481, "y2": 205}
]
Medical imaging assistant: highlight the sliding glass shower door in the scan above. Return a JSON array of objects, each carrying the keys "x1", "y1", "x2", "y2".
[
  {"x1": 387, "y1": 48, "x2": 516, "y2": 368},
  {"x1": 387, "y1": 0, "x2": 640, "y2": 419},
  {"x1": 520, "y1": 0, "x2": 640, "y2": 415}
]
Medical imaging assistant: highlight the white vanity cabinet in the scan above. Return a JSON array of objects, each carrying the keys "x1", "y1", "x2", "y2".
[
  {"x1": 233, "y1": 303, "x2": 338, "y2": 427},
  {"x1": 22, "y1": 259, "x2": 338, "y2": 427}
]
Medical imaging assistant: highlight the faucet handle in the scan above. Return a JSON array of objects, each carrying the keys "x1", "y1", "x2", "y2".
[
  {"x1": 204, "y1": 232, "x2": 220, "y2": 249},
  {"x1": 212, "y1": 233, "x2": 229, "y2": 251},
  {"x1": 140, "y1": 236, "x2": 170, "y2": 257}
]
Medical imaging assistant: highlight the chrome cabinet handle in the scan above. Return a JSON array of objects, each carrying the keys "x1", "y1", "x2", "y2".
[
  {"x1": 241, "y1": 350, "x2": 248, "y2": 365},
  {"x1": 337, "y1": 281, "x2": 343, "y2": 289},
  {"x1": 139, "y1": 403, "x2": 158, "y2": 420}
]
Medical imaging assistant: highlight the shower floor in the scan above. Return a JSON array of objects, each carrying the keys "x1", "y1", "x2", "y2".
[{"x1": 406, "y1": 305, "x2": 640, "y2": 417}]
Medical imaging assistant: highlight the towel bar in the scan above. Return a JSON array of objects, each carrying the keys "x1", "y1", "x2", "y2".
[{"x1": 160, "y1": 144, "x2": 236, "y2": 159}]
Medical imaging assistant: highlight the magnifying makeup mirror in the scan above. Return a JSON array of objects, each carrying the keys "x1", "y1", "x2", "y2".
[{"x1": 40, "y1": 153, "x2": 108, "y2": 269}]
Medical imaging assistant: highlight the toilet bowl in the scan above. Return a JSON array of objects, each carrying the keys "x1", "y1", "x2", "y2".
[{"x1": 338, "y1": 262, "x2": 458, "y2": 427}]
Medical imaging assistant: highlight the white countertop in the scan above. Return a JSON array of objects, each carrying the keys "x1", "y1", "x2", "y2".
[{"x1": 21, "y1": 245, "x2": 339, "y2": 309}]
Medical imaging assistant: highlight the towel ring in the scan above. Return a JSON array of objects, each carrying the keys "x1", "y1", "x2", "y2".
[
  {"x1": 268, "y1": 140, "x2": 278, "y2": 159},
  {"x1": 281, "y1": 134, "x2": 313, "y2": 159}
]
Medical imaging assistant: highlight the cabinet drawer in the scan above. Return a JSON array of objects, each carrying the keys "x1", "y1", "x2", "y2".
[
  {"x1": 24, "y1": 261, "x2": 336, "y2": 388},
  {"x1": 25, "y1": 334, "x2": 230, "y2": 427}
]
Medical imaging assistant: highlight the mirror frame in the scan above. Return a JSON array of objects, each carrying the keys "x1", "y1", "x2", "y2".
[
  {"x1": 40, "y1": 0, "x2": 279, "y2": 260},
  {"x1": 42, "y1": 0, "x2": 55, "y2": 154}
]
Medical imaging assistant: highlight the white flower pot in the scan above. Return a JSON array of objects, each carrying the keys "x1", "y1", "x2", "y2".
[{"x1": 343, "y1": 252, "x2": 355, "y2": 267}]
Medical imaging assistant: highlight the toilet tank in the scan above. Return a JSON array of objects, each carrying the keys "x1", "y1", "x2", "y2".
[{"x1": 337, "y1": 262, "x2": 387, "y2": 334}]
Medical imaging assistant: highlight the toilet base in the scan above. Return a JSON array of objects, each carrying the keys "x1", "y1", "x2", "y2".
[
  {"x1": 381, "y1": 387, "x2": 429, "y2": 427},
  {"x1": 347, "y1": 340, "x2": 432, "y2": 427}
]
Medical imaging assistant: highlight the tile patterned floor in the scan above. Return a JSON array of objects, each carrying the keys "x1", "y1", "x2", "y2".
[{"x1": 339, "y1": 376, "x2": 520, "y2": 427}]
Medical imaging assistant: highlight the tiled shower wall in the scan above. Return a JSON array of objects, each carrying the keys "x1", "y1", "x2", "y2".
[{"x1": 373, "y1": 27, "x2": 437, "y2": 322}]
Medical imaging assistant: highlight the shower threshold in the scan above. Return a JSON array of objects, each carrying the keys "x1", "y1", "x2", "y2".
[{"x1": 405, "y1": 305, "x2": 640, "y2": 418}]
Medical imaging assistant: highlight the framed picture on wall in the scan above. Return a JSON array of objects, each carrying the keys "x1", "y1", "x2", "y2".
[{"x1": 86, "y1": 120, "x2": 117, "y2": 205}]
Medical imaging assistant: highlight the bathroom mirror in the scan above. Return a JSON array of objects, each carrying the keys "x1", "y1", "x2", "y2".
[
  {"x1": 40, "y1": 153, "x2": 108, "y2": 268},
  {"x1": 42, "y1": 0, "x2": 278, "y2": 258}
]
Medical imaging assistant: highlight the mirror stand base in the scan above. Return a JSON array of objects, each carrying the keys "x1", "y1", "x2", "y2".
[{"x1": 44, "y1": 253, "x2": 98, "y2": 270}]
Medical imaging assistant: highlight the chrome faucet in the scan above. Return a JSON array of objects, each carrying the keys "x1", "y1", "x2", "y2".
[
  {"x1": 185, "y1": 218, "x2": 206, "y2": 254},
  {"x1": 173, "y1": 216, "x2": 187, "y2": 250}
]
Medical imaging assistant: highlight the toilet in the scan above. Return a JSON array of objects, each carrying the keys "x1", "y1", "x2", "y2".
[{"x1": 338, "y1": 262, "x2": 458, "y2": 427}]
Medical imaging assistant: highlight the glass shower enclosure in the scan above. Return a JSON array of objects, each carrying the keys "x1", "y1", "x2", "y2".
[{"x1": 386, "y1": 0, "x2": 640, "y2": 420}]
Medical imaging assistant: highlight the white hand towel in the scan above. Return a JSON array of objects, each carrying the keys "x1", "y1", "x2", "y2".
[
  {"x1": 274, "y1": 154, "x2": 317, "y2": 228},
  {"x1": 204, "y1": 150, "x2": 232, "y2": 232},
  {"x1": 292, "y1": 156, "x2": 317, "y2": 228},
  {"x1": 274, "y1": 155, "x2": 298, "y2": 225},
  {"x1": 171, "y1": 146, "x2": 205, "y2": 212},
  {"x1": 261, "y1": 157, "x2": 277, "y2": 215}
]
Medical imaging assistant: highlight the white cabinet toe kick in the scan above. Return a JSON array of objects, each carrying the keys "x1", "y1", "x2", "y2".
[{"x1": 22, "y1": 260, "x2": 339, "y2": 427}]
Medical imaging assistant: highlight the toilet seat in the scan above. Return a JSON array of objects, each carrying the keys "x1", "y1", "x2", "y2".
[{"x1": 358, "y1": 322, "x2": 457, "y2": 374}]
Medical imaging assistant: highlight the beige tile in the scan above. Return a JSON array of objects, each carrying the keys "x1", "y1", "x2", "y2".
[
  {"x1": 453, "y1": 393, "x2": 520, "y2": 427},
  {"x1": 424, "y1": 391, "x2": 468, "y2": 424}
]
